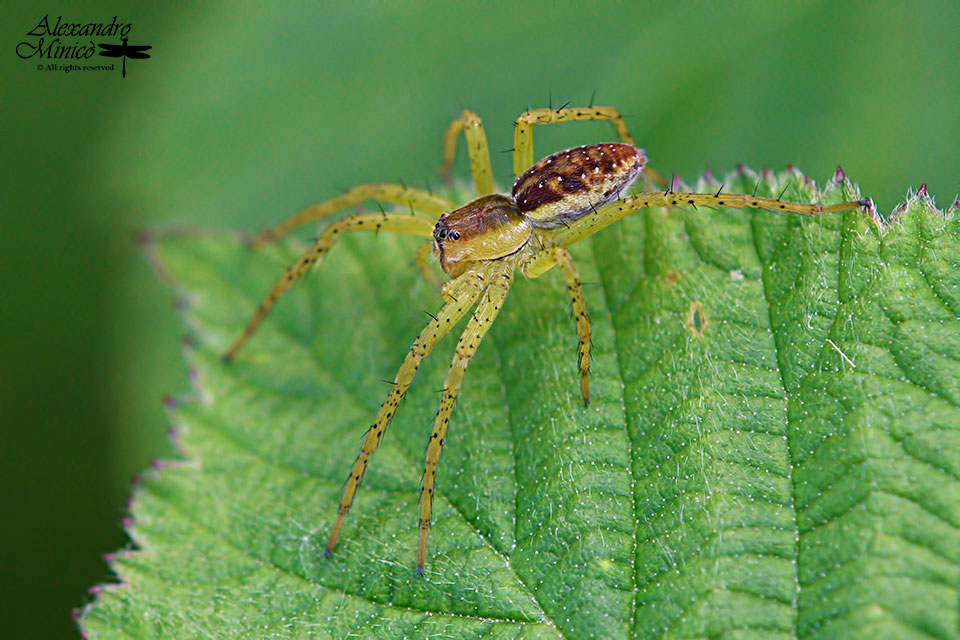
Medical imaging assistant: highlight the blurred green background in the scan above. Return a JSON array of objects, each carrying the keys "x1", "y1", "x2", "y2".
[{"x1": 2, "y1": 1, "x2": 957, "y2": 637}]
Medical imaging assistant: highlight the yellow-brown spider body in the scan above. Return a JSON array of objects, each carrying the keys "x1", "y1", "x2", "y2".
[
  {"x1": 225, "y1": 106, "x2": 870, "y2": 574},
  {"x1": 433, "y1": 142, "x2": 643, "y2": 277}
]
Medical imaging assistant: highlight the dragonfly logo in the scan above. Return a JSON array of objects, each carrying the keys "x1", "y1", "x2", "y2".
[
  {"x1": 17, "y1": 15, "x2": 151, "y2": 78},
  {"x1": 98, "y1": 36, "x2": 151, "y2": 78}
]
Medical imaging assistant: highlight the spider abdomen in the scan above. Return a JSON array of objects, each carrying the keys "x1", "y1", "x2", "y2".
[{"x1": 512, "y1": 143, "x2": 645, "y2": 228}]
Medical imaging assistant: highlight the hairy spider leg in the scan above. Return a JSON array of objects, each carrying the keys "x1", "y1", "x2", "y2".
[
  {"x1": 417, "y1": 262, "x2": 513, "y2": 573},
  {"x1": 249, "y1": 184, "x2": 453, "y2": 248},
  {"x1": 521, "y1": 246, "x2": 592, "y2": 405},
  {"x1": 549, "y1": 190, "x2": 871, "y2": 249},
  {"x1": 439, "y1": 109, "x2": 496, "y2": 195},
  {"x1": 224, "y1": 212, "x2": 434, "y2": 361},
  {"x1": 512, "y1": 106, "x2": 668, "y2": 188},
  {"x1": 325, "y1": 270, "x2": 488, "y2": 558},
  {"x1": 413, "y1": 241, "x2": 444, "y2": 289}
]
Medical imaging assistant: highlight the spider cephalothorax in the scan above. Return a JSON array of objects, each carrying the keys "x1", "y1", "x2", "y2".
[
  {"x1": 224, "y1": 105, "x2": 870, "y2": 573},
  {"x1": 432, "y1": 194, "x2": 531, "y2": 277}
]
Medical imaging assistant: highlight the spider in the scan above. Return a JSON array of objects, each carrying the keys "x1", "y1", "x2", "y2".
[{"x1": 223, "y1": 105, "x2": 869, "y2": 574}]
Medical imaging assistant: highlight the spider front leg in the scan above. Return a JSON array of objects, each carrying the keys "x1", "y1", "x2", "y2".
[
  {"x1": 512, "y1": 105, "x2": 667, "y2": 188},
  {"x1": 521, "y1": 246, "x2": 592, "y2": 405},
  {"x1": 417, "y1": 262, "x2": 513, "y2": 573},
  {"x1": 439, "y1": 109, "x2": 495, "y2": 195},
  {"x1": 224, "y1": 212, "x2": 434, "y2": 361},
  {"x1": 249, "y1": 184, "x2": 453, "y2": 248},
  {"x1": 325, "y1": 269, "x2": 487, "y2": 559},
  {"x1": 549, "y1": 189, "x2": 872, "y2": 248}
]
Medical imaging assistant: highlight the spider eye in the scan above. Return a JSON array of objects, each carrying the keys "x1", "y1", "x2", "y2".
[
  {"x1": 436, "y1": 228, "x2": 447, "y2": 240},
  {"x1": 448, "y1": 231, "x2": 460, "y2": 241}
]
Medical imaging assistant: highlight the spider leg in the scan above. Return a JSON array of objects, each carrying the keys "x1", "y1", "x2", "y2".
[
  {"x1": 413, "y1": 241, "x2": 444, "y2": 290},
  {"x1": 549, "y1": 190, "x2": 871, "y2": 249},
  {"x1": 325, "y1": 269, "x2": 488, "y2": 558},
  {"x1": 439, "y1": 109, "x2": 495, "y2": 195},
  {"x1": 224, "y1": 212, "x2": 434, "y2": 361},
  {"x1": 512, "y1": 105, "x2": 668, "y2": 188},
  {"x1": 417, "y1": 261, "x2": 513, "y2": 573},
  {"x1": 520, "y1": 246, "x2": 591, "y2": 405},
  {"x1": 249, "y1": 184, "x2": 454, "y2": 248}
]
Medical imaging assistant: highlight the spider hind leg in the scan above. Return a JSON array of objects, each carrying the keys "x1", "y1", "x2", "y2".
[
  {"x1": 549, "y1": 189, "x2": 871, "y2": 249},
  {"x1": 512, "y1": 105, "x2": 667, "y2": 188},
  {"x1": 440, "y1": 109, "x2": 495, "y2": 196}
]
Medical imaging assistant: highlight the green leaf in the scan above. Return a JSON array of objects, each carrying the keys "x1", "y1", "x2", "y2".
[{"x1": 81, "y1": 171, "x2": 960, "y2": 639}]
